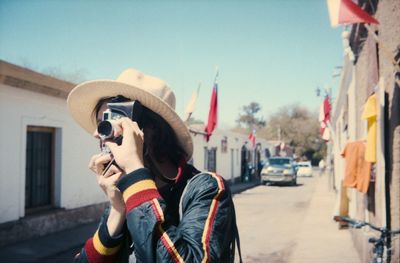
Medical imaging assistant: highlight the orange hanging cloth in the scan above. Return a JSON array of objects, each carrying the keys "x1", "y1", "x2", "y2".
[{"x1": 341, "y1": 141, "x2": 371, "y2": 193}]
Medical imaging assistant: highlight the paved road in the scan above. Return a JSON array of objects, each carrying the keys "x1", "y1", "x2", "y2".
[{"x1": 233, "y1": 176, "x2": 317, "y2": 263}]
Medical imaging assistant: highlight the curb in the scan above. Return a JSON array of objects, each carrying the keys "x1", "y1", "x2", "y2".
[{"x1": 231, "y1": 181, "x2": 260, "y2": 195}]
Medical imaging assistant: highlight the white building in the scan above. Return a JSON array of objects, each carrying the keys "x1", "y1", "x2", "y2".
[
  {"x1": 189, "y1": 124, "x2": 275, "y2": 183},
  {"x1": 0, "y1": 61, "x2": 111, "y2": 245}
]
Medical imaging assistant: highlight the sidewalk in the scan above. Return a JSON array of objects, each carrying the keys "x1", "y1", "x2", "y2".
[
  {"x1": 0, "y1": 179, "x2": 259, "y2": 262},
  {"x1": 0, "y1": 222, "x2": 97, "y2": 262},
  {"x1": 289, "y1": 174, "x2": 361, "y2": 263}
]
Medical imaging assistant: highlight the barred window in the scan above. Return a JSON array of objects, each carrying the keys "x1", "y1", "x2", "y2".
[{"x1": 25, "y1": 126, "x2": 55, "y2": 213}]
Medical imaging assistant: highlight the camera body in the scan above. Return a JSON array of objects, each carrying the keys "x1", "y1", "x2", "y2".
[{"x1": 97, "y1": 100, "x2": 143, "y2": 141}]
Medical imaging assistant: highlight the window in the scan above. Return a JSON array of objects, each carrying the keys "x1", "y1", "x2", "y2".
[
  {"x1": 25, "y1": 126, "x2": 55, "y2": 212},
  {"x1": 203, "y1": 147, "x2": 208, "y2": 170},
  {"x1": 221, "y1": 136, "x2": 227, "y2": 153},
  {"x1": 207, "y1": 147, "x2": 217, "y2": 172},
  {"x1": 269, "y1": 158, "x2": 291, "y2": 166}
]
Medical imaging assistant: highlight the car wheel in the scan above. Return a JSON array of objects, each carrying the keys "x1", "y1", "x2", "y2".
[{"x1": 292, "y1": 179, "x2": 297, "y2": 186}]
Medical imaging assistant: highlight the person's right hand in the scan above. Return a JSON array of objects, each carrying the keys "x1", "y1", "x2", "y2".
[
  {"x1": 88, "y1": 153, "x2": 125, "y2": 213},
  {"x1": 104, "y1": 117, "x2": 145, "y2": 174}
]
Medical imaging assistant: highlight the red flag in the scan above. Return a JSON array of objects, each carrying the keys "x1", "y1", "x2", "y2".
[
  {"x1": 327, "y1": 0, "x2": 379, "y2": 27},
  {"x1": 248, "y1": 131, "x2": 256, "y2": 148},
  {"x1": 323, "y1": 97, "x2": 331, "y2": 123},
  {"x1": 204, "y1": 83, "x2": 218, "y2": 141},
  {"x1": 319, "y1": 97, "x2": 331, "y2": 141}
]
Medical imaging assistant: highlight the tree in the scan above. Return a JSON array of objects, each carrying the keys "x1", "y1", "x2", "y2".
[
  {"x1": 234, "y1": 102, "x2": 326, "y2": 163},
  {"x1": 258, "y1": 103, "x2": 326, "y2": 162},
  {"x1": 19, "y1": 58, "x2": 88, "y2": 83},
  {"x1": 42, "y1": 66, "x2": 88, "y2": 83},
  {"x1": 236, "y1": 102, "x2": 266, "y2": 129}
]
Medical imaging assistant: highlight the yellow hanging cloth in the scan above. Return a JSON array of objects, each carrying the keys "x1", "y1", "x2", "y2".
[{"x1": 361, "y1": 93, "x2": 377, "y2": 163}]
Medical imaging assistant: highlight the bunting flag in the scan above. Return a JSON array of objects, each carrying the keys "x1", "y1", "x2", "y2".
[
  {"x1": 248, "y1": 129, "x2": 256, "y2": 148},
  {"x1": 326, "y1": 0, "x2": 379, "y2": 27},
  {"x1": 319, "y1": 97, "x2": 331, "y2": 141},
  {"x1": 184, "y1": 84, "x2": 200, "y2": 121},
  {"x1": 204, "y1": 78, "x2": 218, "y2": 142}
]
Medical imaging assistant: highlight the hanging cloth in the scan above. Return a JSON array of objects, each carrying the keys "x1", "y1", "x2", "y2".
[
  {"x1": 341, "y1": 141, "x2": 371, "y2": 193},
  {"x1": 362, "y1": 93, "x2": 377, "y2": 163}
]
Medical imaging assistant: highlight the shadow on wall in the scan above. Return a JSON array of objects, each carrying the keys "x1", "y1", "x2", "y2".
[
  {"x1": 388, "y1": 72, "x2": 400, "y2": 181},
  {"x1": 392, "y1": 72, "x2": 400, "y2": 125},
  {"x1": 386, "y1": 69, "x2": 400, "y2": 262}
]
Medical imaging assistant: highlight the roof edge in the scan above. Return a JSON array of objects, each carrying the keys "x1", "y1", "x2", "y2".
[{"x1": 0, "y1": 60, "x2": 75, "y2": 99}]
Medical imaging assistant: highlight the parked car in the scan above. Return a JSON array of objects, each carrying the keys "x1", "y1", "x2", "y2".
[
  {"x1": 261, "y1": 157, "x2": 297, "y2": 185},
  {"x1": 296, "y1": 161, "x2": 313, "y2": 177},
  {"x1": 293, "y1": 162, "x2": 299, "y2": 174}
]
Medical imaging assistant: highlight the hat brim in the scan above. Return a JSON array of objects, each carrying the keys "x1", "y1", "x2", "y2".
[{"x1": 67, "y1": 79, "x2": 193, "y2": 159}]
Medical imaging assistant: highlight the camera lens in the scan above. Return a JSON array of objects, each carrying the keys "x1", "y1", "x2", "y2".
[{"x1": 97, "y1": 120, "x2": 114, "y2": 139}]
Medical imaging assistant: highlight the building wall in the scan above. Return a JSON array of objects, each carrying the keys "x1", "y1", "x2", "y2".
[
  {"x1": 345, "y1": 35, "x2": 390, "y2": 263},
  {"x1": 0, "y1": 84, "x2": 106, "y2": 224},
  {"x1": 333, "y1": 59, "x2": 361, "y2": 221},
  {"x1": 376, "y1": 1, "x2": 400, "y2": 261},
  {"x1": 332, "y1": 1, "x2": 400, "y2": 261},
  {"x1": 332, "y1": 56, "x2": 352, "y2": 192},
  {"x1": 191, "y1": 129, "x2": 273, "y2": 182},
  {"x1": 353, "y1": 32, "x2": 386, "y2": 226}
]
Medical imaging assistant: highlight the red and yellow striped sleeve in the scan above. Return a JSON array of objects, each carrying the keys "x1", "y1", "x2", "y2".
[
  {"x1": 117, "y1": 168, "x2": 161, "y2": 213},
  {"x1": 84, "y1": 230, "x2": 122, "y2": 263}
]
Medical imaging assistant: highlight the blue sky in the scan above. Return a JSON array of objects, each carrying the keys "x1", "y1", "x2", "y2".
[{"x1": 0, "y1": 0, "x2": 343, "y2": 129}]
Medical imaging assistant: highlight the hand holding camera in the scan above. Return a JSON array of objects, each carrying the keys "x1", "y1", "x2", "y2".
[
  {"x1": 97, "y1": 100, "x2": 145, "y2": 174},
  {"x1": 88, "y1": 152, "x2": 125, "y2": 212},
  {"x1": 104, "y1": 118, "x2": 145, "y2": 174},
  {"x1": 97, "y1": 101, "x2": 143, "y2": 142},
  {"x1": 89, "y1": 100, "x2": 145, "y2": 219}
]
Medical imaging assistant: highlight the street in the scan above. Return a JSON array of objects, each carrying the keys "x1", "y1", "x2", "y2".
[
  {"x1": 233, "y1": 170, "x2": 360, "y2": 263},
  {"x1": 234, "y1": 176, "x2": 316, "y2": 262}
]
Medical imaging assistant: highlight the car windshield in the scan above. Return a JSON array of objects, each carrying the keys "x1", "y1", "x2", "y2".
[
  {"x1": 269, "y1": 158, "x2": 291, "y2": 166},
  {"x1": 298, "y1": 164, "x2": 310, "y2": 167}
]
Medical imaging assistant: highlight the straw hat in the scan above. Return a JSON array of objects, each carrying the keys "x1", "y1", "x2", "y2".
[{"x1": 67, "y1": 68, "x2": 193, "y2": 159}]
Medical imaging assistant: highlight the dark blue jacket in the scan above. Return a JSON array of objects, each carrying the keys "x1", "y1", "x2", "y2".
[{"x1": 74, "y1": 164, "x2": 240, "y2": 262}]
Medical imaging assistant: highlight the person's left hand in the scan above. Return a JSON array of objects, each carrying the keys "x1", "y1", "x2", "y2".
[
  {"x1": 88, "y1": 153, "x2": 125, "y2": 213},
  {"x1": 105, "y1": 117, "x2": 145, "y2": 174}
]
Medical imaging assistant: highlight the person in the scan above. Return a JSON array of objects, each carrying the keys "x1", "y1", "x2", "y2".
[
  {"x1": 319, "y1": 159, "x2": 326, "y2": 176},
  {"x1": 240, "y1": 143, "x2": 248, "y2": 182},
  {"x1": 67, "y1": 68, "x2": 241, "y2": 262}
]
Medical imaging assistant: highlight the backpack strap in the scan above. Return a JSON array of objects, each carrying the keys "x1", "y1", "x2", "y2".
[{"x1": 232, "y1": 203, "x2": 243, "y2": 263}]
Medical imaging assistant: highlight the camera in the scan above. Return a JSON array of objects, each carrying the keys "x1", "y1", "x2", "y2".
[{"x1": 97, "y1": 100, "x2": 143, "y2": 141}]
